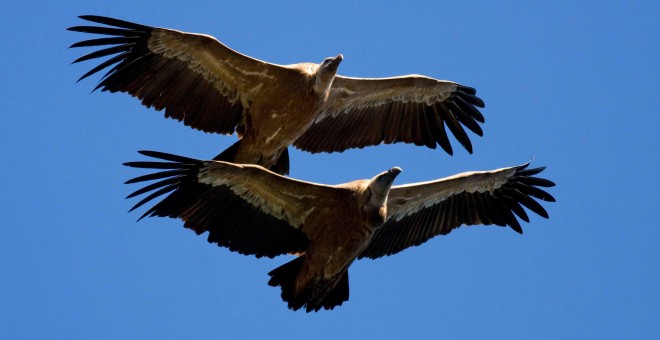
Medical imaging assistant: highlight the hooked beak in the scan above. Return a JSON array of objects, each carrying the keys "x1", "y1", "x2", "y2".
[
  {"x1": 328, "y1": 54, "x2": 343, "y2": 69},
  {"x1": 388, "y1": 167, "x2": 402, "y2": 176},
  {"x1": 367, "y1": 167, "x2": 402, "y2": 206},
  {"x1": 372, "y1": 167, "x2": 402, "y2": 188}
]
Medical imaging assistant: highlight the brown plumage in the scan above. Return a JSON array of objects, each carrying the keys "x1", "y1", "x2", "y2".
[
  {"x1": 124, "y1": 151, "x2": 555, "y2": 312},
  {"x1": 70, "y1": 15, "x2": 486, "y2": 175}
]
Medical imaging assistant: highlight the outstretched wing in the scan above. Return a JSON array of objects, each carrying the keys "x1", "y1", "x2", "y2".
[
  {"x1": 359, "y1": 163, "x2": 555, "y2": 259},
  {"x1": 294, "y1": 75, "x2": 485, "y2": 155},
  {"x1": 69, "y1": 15, "x2": 292, "y2": 135},
  {"x1": 124, "y1": 151, "x2": 336, "y2": 258}
]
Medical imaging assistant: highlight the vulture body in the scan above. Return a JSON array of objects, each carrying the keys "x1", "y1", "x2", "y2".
[
  {"x1": 124, "y1": 151, "x2": 555, "y2": 312},
  {"x1": 70, "y1": 15, "x2": 487, "y2": 175}
]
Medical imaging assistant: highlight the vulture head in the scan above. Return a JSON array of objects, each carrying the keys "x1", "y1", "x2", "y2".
[
  {"x1": 313, "y1": 54, "x2": 343, "y2": 95},
  {"x1": 363, "y1": 167, "x2": 402, "y2": 225}
]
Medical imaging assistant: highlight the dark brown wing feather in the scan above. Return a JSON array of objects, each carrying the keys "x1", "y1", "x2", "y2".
[
  {"x1": 124, "y1": 151, "x2": 308, "y2": 258},
  {"x1": 359, "y1": 163, "x2": 555, "y2": 259},
  {"x1": 294, "y1": 76, "x2": 485, "y2": 155},
  {"x1": 69, "y1": 15, "x2": 248, "y2": 135}
]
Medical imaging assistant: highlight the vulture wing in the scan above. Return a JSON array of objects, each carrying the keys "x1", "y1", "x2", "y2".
[
  {"x1": 69, "y1": 15, "x2": 294, "y2": 135},
  {"x1": 124, "y1": 151, "x2": 337, "y2": 258},
  {"x1": 359, "y1": 163, "x2": 555, "y2": 259},
  {"x1": 294, "y1": 75, "x2": 485, "y2": 155}
]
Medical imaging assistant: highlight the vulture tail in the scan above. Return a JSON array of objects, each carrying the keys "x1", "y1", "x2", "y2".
[
  {"x1": 212, "y1": 140, "x2": 241, "y2": 162},
  {"x1": 269, "y1": 148, "x2": 290, "y2": 176},
  {"x1": 268, "y1": 257, "x2": 349, "y2": 312},
  {"x1": 213, "y1": 140, "x2": 290, "y2": 176}
]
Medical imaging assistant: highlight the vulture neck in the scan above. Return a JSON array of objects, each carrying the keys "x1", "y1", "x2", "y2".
[
  {"x1": 363, "y1": 167, "x2": 402, "y2": 225},
  {"x1": 312, "y1": 54, "x2": 343, "y2": 95}
]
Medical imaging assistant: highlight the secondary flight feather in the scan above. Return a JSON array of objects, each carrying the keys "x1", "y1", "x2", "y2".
[
  {"x1": 124, "y1": 151, "x2": 555, "y2": 312},
  {"x1": 69, "y1": 15, "x2": 486, "y2": 175}
]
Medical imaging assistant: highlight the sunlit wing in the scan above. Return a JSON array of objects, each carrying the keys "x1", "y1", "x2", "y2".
[
  {"x1": 124, "y1": 151, "x2": 338, "y2": 258},
  {"x1": 359, "y1": 162, "x2": 555, "y2": 259},
  {"x1": 294, "y1": 75, "x2": 485, "y2": 155},
  {"x1": 69, "y1": 15, "x2": 294, "y2": 135}
]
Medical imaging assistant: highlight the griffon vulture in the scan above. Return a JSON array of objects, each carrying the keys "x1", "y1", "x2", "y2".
[
  {"x1": 70, "y1": 15, "x2": 486, "y2": 175},
  {"x1": 124, "y1": 151, "x2": 555, "y2": 312}
]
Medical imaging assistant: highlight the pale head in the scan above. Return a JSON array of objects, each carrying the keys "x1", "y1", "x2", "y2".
[
  {"x1": 363, "y1": 167, "x2": 402, "y2": 225},
  {"x1": 313, "y1": 54, "x2": 343, "y2": 95}
]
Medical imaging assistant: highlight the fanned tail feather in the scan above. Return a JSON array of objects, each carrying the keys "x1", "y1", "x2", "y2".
[
  {"x1": 268, "y1": 257, "x2": 349, "y2": 312},
  {"x1": 213, "y1": 140, "x2": 290, "y2": 176}
]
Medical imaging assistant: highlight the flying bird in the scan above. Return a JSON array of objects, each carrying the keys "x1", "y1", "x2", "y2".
[
  {"x1": 70, "y1": 15, "x2": 487, "y2": 175},
  {"x1": 124, "y1": 151, "x2": 555, "y2": 312}
]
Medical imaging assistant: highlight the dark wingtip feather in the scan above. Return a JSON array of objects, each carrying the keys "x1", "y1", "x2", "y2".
[
  {"x1": 135, "y1": 203, "x2": 161, "y2": 222},
  {"x1": 459, "y1": 135, "x2": 473, "y2": 154},
  {"x1": 69, "y1": 37, "x2": 131, "y2": 49},
  {"x1": 123, "y1": 161, "x2": 187, "y2": 169},
  {"x1": 457, "y1": 85, "x2": 477, "y2": 95},
  {"x1": 454, "y1": 96, "x2": 485, "y2": 123},
  {"x1": 519, "y1": 176, "x2": 556, "y2": 188},
  {"x1": 124, "y1": 170, "x2": 184, "y2": 184},
  {"x1": 125, "y1": 177, "x2": 181, "y2": 199},
  {"x1": 74, "y1": 52, "x2": 128, "y2": 81},
  {"x1": 439, "y1": 102, "x2": 474, "y2": 154},
  {"x1": 67, "y1": 25, "x2": 132, "y2": 36},
  {"x1": 437, "y1": 137, "x2": 453, "y2": 155},
  {"x1": 509, "y1": 200, "x2": 530, "y2": 223},
  {"x1": 136, "y1": 212, "x2": 151, "y2": 222},
  {"x1": 138, "y1": 150, "x2": 201, "y2": 164},
  {"x1": 447, "y1": 101, "x2": 483, "y2": 137},
  {"x1": 542, "y1": 194, "x2": 556, "y2": 203},
  {"x1": 515, "y1": 182, "x2": 556, "y2": 202},
  {"x1": 77, "y1": 15, "x2": 151, "y2": 31},
  {"x1": 457, "y1": 91, "x2": 485, "y2": 108},
  {"x1": 517, "y1": 166, "x2": 545, "y2": 177},
  {"x1": 127, "y1": 184, "x2": 178, "y2": 213},
  {"x1": 516, "y1": 190, "x2": 550, "y2": 219},
  {"x1": 72, "y1": 45, "x2": 129, "y2": 64},
  {"x1": 509, "y1": 218, "x2": 523, "y2": 234}
]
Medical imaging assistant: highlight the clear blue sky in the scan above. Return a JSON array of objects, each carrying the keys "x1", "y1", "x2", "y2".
[{"x1": 1, "y1": 1, "x2": 658, "y2": 338}]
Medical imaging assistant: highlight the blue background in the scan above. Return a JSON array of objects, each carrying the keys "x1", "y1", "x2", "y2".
[{"x1": 1, "y1": 1, "x2": 658, "y2": 338}]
